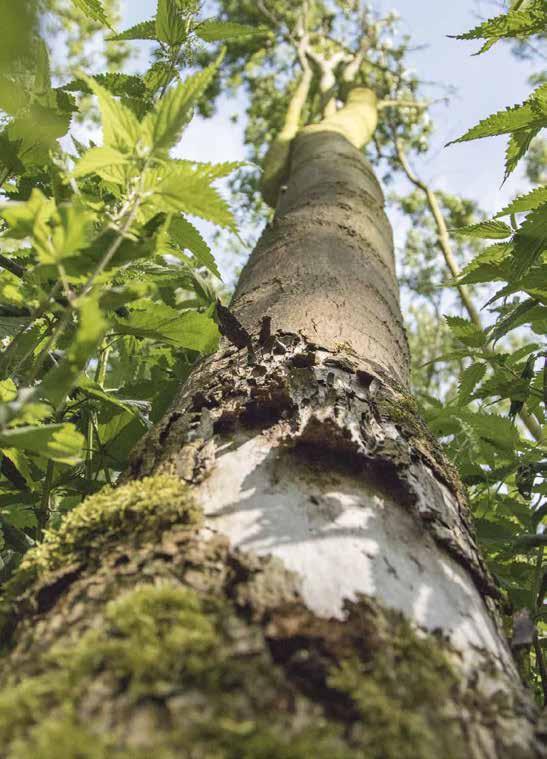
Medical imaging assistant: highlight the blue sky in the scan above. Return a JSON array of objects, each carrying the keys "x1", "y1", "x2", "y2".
[{"x1": 119, "y1": 1, "x2": 537, "y2": 276}]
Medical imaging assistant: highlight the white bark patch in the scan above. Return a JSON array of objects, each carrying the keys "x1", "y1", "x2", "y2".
[{"x1": 196, "y1": 432, "x2": 515, "y2": 676}]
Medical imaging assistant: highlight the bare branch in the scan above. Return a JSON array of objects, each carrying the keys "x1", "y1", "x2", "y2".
[{"x1": 379, "y1": 99, "x2": 430, "y2": 110}]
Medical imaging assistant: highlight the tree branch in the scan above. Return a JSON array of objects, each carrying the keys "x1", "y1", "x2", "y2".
[
  {"x1": 395, "y1": 140, "x2": 543, "y2": 443},
  {"x1": 379, "y1": 99, "x2": 430, "y2": 110},
  {"x1": 0, "y1": 253, "x2": 24, "y2": 279}
]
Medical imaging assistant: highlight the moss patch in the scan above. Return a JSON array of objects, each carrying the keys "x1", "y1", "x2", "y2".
[
  {"x1": 0, "y1": 582, "x2": 352, "y2": 758},
  {"x1": 0, "y1": 549, "x2": 529, "y2": 759},
  {"x1": 328, "y1": 620, "x2": 464, "y2": 759},
  {"x1": 4, "y1": 475, "x2": 199, "y2": 598}
]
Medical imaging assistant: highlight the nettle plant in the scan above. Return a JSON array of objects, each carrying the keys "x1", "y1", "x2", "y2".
[
  {"x1": 429, "y1": 0, "x2": 546, "y2": 697},
  {"x1": 0, "y1": 0, "x2": 264, "y2": 575}
]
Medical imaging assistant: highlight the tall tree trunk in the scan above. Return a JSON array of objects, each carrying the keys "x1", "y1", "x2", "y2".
[{"x1": 0, "y1": 91, "x2": 542, "y2": 758}]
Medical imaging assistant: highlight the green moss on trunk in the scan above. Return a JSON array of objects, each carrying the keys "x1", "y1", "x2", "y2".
[
  {"x1": 0, "y1": 474, "x2": 534, "y2": 758},
  {"x1": 0, "y1": 578, "x2": 475, "y2": 759}
]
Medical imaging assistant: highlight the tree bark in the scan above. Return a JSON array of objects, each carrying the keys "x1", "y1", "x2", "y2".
[{"x1": 0, "y1": 92, "x2": 543, "y2": 758}]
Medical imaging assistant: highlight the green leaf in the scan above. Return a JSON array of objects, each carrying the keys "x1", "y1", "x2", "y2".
[
  {"x1": 475, "y1": 518, "x2": 516, "y2": 545},
  {"x1": 168, "y1": 216, "x2": 220, "y2": 278},
  {"x1": 0, "y1": 379, "x2": 17, "y2": 403},
  {"x1": 512, "y1": 534, "x2": 547, "y2": 552},
  {"x1": 448, "y1": 84, "x2": 547, "y2": 145},
  {"x1": 462, "y1": 410, "x2": 521, "y2": 453},
  {"x1": 83, "y1": 75, "x2": 140, "y2": 151},
  {"x1": 458, "y1": 362, "x2": 487, "y2": 405},
  {"x1": 45, "y1": 203, "x2": 95, "y2": 264},
  {"x1": 72, "y1": 0, "x2": 113, "y2": 29},
  {"x1": 512, "y1": 205, "x2": 547, "y2": 278},
  {"x1": 457, "y1": 243, "x2": 513, "y2": 285},
  {"x1": 41, "y1": 297, "x2": 108, "y2": 407},
  {"x1": 156, "y1": 0, "x2": 187, "y2": 45},
  {"x1": 113, "y1": 300, "x2": 219, "y2": 351},
  {"x1": 445, "y1": 315, "x2": 486, "y2": 348},
  {"x1": 489, "y1": 298, "x2": 540, "y2": 342},
  {"x1": 0, "y1": 424, "x2": 84, "y2": 464},
  {"x1": 452, "y1": 219, "x2": 512, "y2": 239},
  {"x1": 496, "y1": 186, "x2": 547, "y2": 217},
  {"x1": 64, "y1": 73, "x2": 147, "y2": 100},
  {"x1": 153, "y1": 163, "x2": 237, "y2": 229},
  {"x1": 172, "y1": 159, "x2": 243, "y2": 182},
  {"x1": 147, "y1": 54, "x2": 223, "y2": 152},
  {"x1": 144, "y1": 62, "x2": 174, "y2": 93},
  {"x1": 194, "y1": 19, "x2": 269, "y2": 42},
  {"x1": 108, "y1": 20, "x2": 157, "y2": 41},
  {"x1": 0, "y1": 188, "x2": 55, "y2": 240},
  {"x1": 0, "y1": 77, "x2": 27, "y2": 115},
  {"x1": 0, "y1": 133, "x2": 24, "y2": 177},
  {"x1": 1, "y1": 448, "x2": 36, "y2": 490},
  {"x1": 454, "y1": 2, "x2": 546, "y2": 44},
  {"x1": 77, "y1": 377, "x2": 136, "y2": 415},
  {"x1": 73, "y1": 146, "x2": 129, "y2": 181},
  {"x1": 2, "y1": 505, "x2": 37, "y2": 531},
  {"x1": 504, "y1": 127, "x2": 541, "y2": 181}
]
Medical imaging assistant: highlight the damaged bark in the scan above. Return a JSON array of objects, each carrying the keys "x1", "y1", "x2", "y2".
[{"x1": 0, "y1": 89, "x2": 544, "y2": 757}]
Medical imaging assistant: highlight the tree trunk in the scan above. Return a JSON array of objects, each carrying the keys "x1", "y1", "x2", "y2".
[{"x1": 0, "y1": 94, "x2": 542, "y2": 758}]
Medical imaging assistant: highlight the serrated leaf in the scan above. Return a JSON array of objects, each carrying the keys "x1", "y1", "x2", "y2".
[
  {"x1": 156, "y1": 0, "x2": 187, "y2": 45},
  {"x1": 113, "y1": 300, "x2": 219, "y2": 351},
  {"x1": 489, "y1": 298, "x2": 540, "y2": 342},
  {"x1": 452, "y1": 219, "x2": 512, "y2": 239},
  {"x1": 0, "y1": 423, "x2": 84, "y2": 464},
  {"x1": 454, "y1": 2, "x2": 546, "y2": 43},
  {"x1": 195, "y1": 18, "x2": 269, "y2": 42},
  {"x1": 512, "y1": 204, "x2": 547, "y2": 277},
  {"x1": 445, "y1": 315, "x2": 486, "y2": 348},
  {"x1": 64, "y1": 73, "x2": 147, "y2": 100},
  {"x1": 457, "y1": 243, "x2": 513, "y2": 285},
  {"x1": 82, "y1": 75, "x2": 140, "y2": 151},
  {"x1": 172, "y1": 159, "x2": 243, "y2": 181},
  {"x1": 497, "y1": 186, "x2": 547, "y2": 217},
  {"x1": 458, "y1": 362, "x2": 487, "y2": 405},
  {"x1": 46, "y1": 203, "x2": 96, "y2": 264},
  {"x1": 0, "y1": 188, "x2": 55, "y2": 240},
  {"x1": 73, "y1": 146, "x2": 129, "y2": 181},
  {"x1": 504, "y1": 127, "x2": 541, "y2": 181},
  {"x1": 169, "y1": 215, "x2": 220, "y2": 278},
  {"x1": 462, "y1": 410, "x2": 521, "y2": 452},
  {"x1": 108, "y1": 20, "x2": 157, "y2": 41},
  {"x1": 41, "y1": 296, "x2": 108, "y2": 407},
  {"x1": 147, "y1": 54, "x2": 223, "y2": 152},
  {"x1": 448, "y1": 85, "x2": 547, "y2": 145},
  {"x1": 153, "y1": 164, "x2": 236, "y2": 229},
  {"x1": 72, "y1": 0, "x2": 113, "y2": 29}
]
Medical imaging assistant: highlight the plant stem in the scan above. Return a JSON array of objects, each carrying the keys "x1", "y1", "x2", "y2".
[{"x1": 38, "y1": 460, "x2": 55, "y2": 537}]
